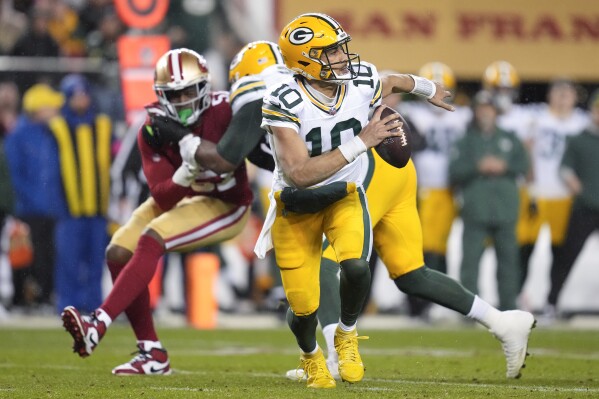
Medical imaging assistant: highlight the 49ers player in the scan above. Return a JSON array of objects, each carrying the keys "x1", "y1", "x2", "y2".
[{"x1": 60, "y1": 48, "x2": 253, "y2": 375}]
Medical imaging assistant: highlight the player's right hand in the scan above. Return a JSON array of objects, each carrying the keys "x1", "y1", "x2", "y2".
[
  {"x1": 142, "y1": 124, "x2": 163, "y2": 149},
  {"x1": 358, "y1": 105, "x2": 403, "y2": 148},
  {"x1": 151, "y1": 115, "x2": 192, "y2": 144},
  {"x1": 172, "y1": 161, "x2": 198, "y2": 187}
]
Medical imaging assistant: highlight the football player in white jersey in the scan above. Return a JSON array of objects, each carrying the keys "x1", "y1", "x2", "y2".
[
  {"x1": 526, "y1": 78, "x2": 589, "y2": 300},
  {"x1": 399, "y1": 62, "x2": 472, "y2": 316},
  {"x1": 151, "y1": 39, "x2": 535, "y2": 385},
  {"x1": 256, "y1": 13, "x2": 452, "y2": 389}
]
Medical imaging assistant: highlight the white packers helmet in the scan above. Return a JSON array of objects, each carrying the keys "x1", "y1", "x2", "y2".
[
  {"x1": 154, "y1": 48, "x2": 211, "y2": 126},
  {"x1": 482, "y1": 61, "x2": 520, "y2": 90},
  {"x1": 229, "y1": 41, "x2": 285, "y2": 85},
  {"x1": 418, "y1": 62, "x2": 456, "y2": 91},
  {"x1": 278, "y1": 13, "x2": 359, "y2": 84}
]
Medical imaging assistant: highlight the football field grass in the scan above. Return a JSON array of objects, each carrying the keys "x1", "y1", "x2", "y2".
[{"x1": 0, "y1": 324, "x2": 597, "y2": 398}]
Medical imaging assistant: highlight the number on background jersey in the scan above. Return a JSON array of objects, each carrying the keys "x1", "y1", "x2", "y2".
[
  {"x1": 212, "y1": 91, "x2": 229, "y2": 106},
  {"x1": 537, "y1": 129, "x2": 564, "y2": 159}
]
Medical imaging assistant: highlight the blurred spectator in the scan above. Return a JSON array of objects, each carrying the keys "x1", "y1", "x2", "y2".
[
  {"x1": 449, "y1": 90, "x2": 529, "y2": 310},
  {"x1": 166, "y1": 0, "x2": 216, "y2": 53},
  {"x1": 9, "y1": 5, "x2": 60, "y2": 92},
  {"x1": 41, "y1": 0, "x2": 85, "y2": 56},
  {"x1": 482, "y1": 61, "x2": 537, "y2": 300},
  {"x1": 85, "y1": 5, "x2": 124, "y2": 61},
  {"x1": 167, "y1": 2, "x2": 243, "y2": 90},
  {"x1": 10, "y1": 5, "x2": 60, "y2": 57},
  {"x1": 520, "y1": 79, "x2": 589, "y2": 290},
  {"x1": 53, "y1": 74, "x2": 112, "y2": 313},
  {"x1": 0, "y1": 111, "x2": 15, "y2": 317},
  {"x1": 0, "y1": 110, "x2": 15, "y2": 248},
  {"x1": 0, "y1": 81, "x2": 20, "y2": 136},
  {"x1": 77, "y1": 0, "x2": 113, "y2": 37},
  {"x1": 4, "y1": 84, "x2": 65, "y2": 310},
  {"x1": 543, "y1": 91, "x2": 599, "y2": 321},
  {"x1": 0, "y1": 1, "x2": 28, "y2": 55}
]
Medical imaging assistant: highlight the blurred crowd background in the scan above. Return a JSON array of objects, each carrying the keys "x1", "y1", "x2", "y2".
[{"x1": 1, "y1": 0, "x2": 598, "y2": 326}]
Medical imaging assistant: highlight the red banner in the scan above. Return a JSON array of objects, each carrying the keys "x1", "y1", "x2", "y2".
[{"x1": 115, "y1": 0, "x2": 169, "y2": 30}]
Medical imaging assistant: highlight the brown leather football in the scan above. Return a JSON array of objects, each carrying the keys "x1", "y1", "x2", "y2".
[{"x1": 373, "y1": 106, "x2": 412, "y2": 168}]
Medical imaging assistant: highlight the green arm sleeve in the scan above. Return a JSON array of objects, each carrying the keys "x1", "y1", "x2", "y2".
[{"x1": 216, "y1": 99, "x2": 265, "y2": 166}]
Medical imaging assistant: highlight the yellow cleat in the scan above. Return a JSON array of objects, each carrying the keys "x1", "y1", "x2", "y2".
[
  {"x1": 300, "y1": 348, "x2": 336, "y2": 389},
  {"x1": 334, "y1": 326, "x2": 368, "y2": 383}
]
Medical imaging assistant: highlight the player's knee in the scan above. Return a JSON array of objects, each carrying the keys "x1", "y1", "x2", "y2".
[
  {"x1": 393, "y1": 265, "x2": 429, "y2": 295},
  {"x1": 286, "y1": 307, "x2": 318, "y2": 329},
  {"x1": 105, "y1": 244, "x2": 132, "y2": 267},
  {"x1": 339, "y1": 258, "x2": 370, "y2": 283},
  {"x1": 286, "y1": 288, "x2": 319, "y2": 316},
  {"x1": 142, "y1": 227, "x2": 165, "y2": 246}
]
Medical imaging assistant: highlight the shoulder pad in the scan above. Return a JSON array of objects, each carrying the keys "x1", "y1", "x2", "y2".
[
  {"x1": 230, "y1": 76, "x2": 267, "y2": 114},
  {"x1": 264, "y1": 80, "x2": 305, "y2": 114}
]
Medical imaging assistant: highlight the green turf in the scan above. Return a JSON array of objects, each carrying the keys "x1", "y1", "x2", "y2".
[{"x1": 0, "y1": 324, "x2": 597, "y2": 398}]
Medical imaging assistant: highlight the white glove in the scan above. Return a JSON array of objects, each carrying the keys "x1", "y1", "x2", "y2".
[
  {"x1": 172, "y1": 161, "x2": 198, "y2": 187},
  {"x1": 179, "y1": 134, "x2": 201, "y2": 168}
]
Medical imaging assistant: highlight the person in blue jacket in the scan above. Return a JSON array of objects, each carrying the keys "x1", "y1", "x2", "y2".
[
  {"x1": 5, "y1": 84, "x2": 66, "y2": 310},
  {"x1": 52, "y1": 74, "x2": 113, "y2": 313}
]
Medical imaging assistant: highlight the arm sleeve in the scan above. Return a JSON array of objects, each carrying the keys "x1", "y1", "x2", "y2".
[
  {"x1": 216, "y1": 99, "x2": 265, "y2": 166},
  {"x1": 137, "y1": 130, "x2": 188, "y2": 211}
]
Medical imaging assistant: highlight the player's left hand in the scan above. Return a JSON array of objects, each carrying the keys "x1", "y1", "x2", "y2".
[{"x1": 428, "y1": 82, "x2": 455, "y2": 112}]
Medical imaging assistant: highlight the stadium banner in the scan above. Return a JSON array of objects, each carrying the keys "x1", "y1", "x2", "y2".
[
  {"x1": 276, "y1": 0, "x2": 599, "y2": 81},
  {"x1": 115, "y1": 0, "x2": 170, "y2": 29},
  {"x1": 117, "y1": 35, "x2": 170, "y2": 123}
]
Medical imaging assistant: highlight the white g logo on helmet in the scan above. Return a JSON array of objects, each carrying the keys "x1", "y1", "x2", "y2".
[{"x1": 289, "y1": 27, "x2": 314, "y2": 45}]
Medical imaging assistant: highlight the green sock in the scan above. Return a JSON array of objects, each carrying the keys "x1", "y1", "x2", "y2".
[
  {"x1": 339, "y1": 259, "x2": 371, "y2": 326},
  {"x1": 286, "y1": 307, "x2": 318, "y2": 353},
  {"x1": 394, "y1": 266, "x2": 475, "y2": 315},
  {"x1": 317, "y1": 258, "x2": 341, "y2": 328}
]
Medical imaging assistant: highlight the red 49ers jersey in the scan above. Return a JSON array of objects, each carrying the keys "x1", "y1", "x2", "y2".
[{"x1": 138, "y1": 91, "x2": 253, "y2": 211}]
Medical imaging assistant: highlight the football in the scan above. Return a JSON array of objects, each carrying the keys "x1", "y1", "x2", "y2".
[{"x1": 373, "y1": 106, "x2": 412, "y2": 168}]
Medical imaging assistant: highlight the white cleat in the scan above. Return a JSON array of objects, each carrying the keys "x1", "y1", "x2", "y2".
[
  {"x1": 490, "y1": 310, "x2": 536, "y2": 378},
  {"x1": 285, "y1": 368, "x2": 306, "y2": 381},
  {"x1": 285, "y1": 351, "x2": 340, "y2": 381},
  {"x1": 326, "y1": 351, "x2": 340, "y2": 380}
]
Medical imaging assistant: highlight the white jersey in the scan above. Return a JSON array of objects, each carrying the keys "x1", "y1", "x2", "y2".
[
  {"x1": 496, "y1": 103, "x2": 537, "y2": 142},
  {"x1": 400, "y1": 102, "x2": 471, "y2": 189},
  {"x1": 229, "y1": 64, "x2": 293, "y2": 114},
  {"x1": 261, "y1": 61, "x2": 382, "y2": 191},
  {"x1": 228, "y1": 64, "x2": 293, "y2": 168},
  {"x1": 530, "y1": 105, "x2": 590, "y2": 198}
]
